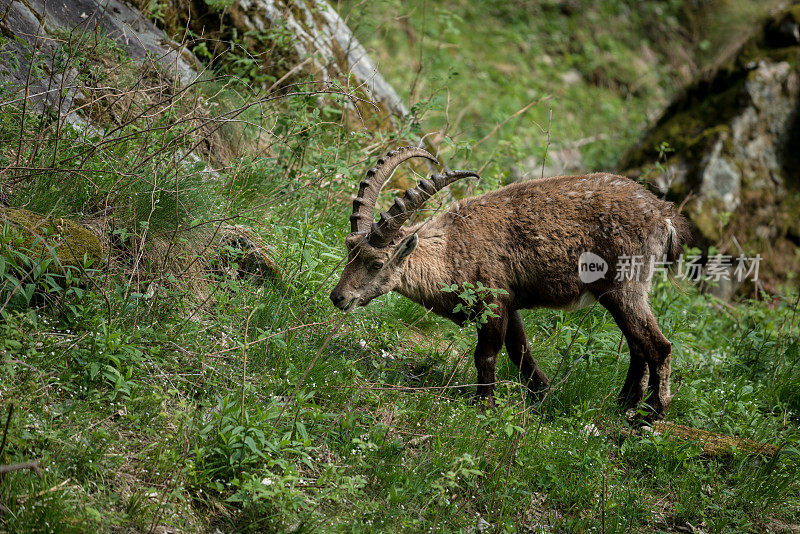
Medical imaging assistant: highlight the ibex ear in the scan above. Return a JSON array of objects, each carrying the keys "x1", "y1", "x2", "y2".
[{"x1": 391, "y1": 234, "x2": 418, "y2": 264}]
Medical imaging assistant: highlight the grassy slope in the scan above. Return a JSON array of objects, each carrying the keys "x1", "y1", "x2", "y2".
[
  {"x1": 339, "y1": 0, "x2": 785, "y2": 175},
  {"x1": 339, "y1": 0, "x2": 687, "y2": 174},
  {"x1": 1, "y1": 1, "x2": 799, "y2": 533}
]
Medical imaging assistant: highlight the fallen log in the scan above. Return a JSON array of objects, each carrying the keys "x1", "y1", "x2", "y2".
[
  {"x1": 617, "y1": 420, "x2": 779, "y2": 457},
  {"x1": 0, "y1": 460, "x2": 42, "y2": 477}
]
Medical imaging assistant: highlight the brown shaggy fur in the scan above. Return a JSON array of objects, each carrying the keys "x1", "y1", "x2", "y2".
[{"x1": 332, "y1": 153, "x2": 690, "y2": 419}]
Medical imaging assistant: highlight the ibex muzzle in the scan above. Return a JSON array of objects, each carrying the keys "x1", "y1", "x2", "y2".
[{"x1": 331, "y1": 147, "x2": 690, "y2": 419}]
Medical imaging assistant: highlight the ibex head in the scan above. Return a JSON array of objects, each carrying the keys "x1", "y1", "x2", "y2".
[{"x1": 330, "y1": 147, "x2": 478, "y2": 310}]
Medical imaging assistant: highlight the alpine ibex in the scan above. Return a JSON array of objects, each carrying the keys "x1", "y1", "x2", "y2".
[{"x1": 330, "y1": 147, "x2": 690, "y2": 418}]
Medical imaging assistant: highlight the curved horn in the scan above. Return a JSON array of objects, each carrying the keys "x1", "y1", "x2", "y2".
[
  {"x1": 367, "y1": 170, "x2": 480, "y2": 248},
  {"x1": 350, "y1": 147, "x2": 439, "y2": 234}
]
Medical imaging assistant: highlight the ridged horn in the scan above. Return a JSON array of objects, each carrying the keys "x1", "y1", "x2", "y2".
[
  {"x1": 350, "y1": 147, "x2": 439, "y2": 234},
  {"x1": 367, "y1": 170, "x2": 480, "y2": 248}
]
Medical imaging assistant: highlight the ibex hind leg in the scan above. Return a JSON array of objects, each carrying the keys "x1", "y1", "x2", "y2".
[
  {"x1": 599, "y1": 289, "x2": 672, "y2": 420},
  {"x1": 504, "y1": 310, "x2": 550, "y2": 398},
  {"x1": 644, "y1": 320, "x2": 672, "y2": 419}
]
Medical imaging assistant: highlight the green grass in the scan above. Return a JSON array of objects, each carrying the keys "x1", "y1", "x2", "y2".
[
  {"x1": 1, "y1": 1, "x2": 799, "y2": 532},
  {"x1": 1, "y1": 217, "x2": 798, "y2": 531}
]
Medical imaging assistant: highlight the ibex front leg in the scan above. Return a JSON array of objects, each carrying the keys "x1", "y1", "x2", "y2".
[
  {"x1": 474, "y1": 310, "x2": 507, "y2": 409},
  {"x1": 505, "y1": 310, "x2": 550, "y2": 395}
]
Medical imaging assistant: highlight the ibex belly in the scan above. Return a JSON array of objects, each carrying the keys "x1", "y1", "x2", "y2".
[{"x1": 563, "y1": 291, "x2": 597, "y2": 310}]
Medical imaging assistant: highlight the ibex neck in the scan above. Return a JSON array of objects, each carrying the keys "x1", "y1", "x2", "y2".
[{"x1": 394, "y1": 228, "x2": 452, "y2": 314}]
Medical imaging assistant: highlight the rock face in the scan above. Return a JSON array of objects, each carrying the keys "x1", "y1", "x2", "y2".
[
  {"x1": 132, "y1": 0, "x2": 410, "y2": 126},
  {"x1": 0, "y1": 0, "x2": 199, "y2": 125},
  {"x1": 0, "y1": 0, "x2": 409, "y2": 129},
  {"x1": 620, "y1": 6, "x2": 800, "y2": 292},
  {"x1": 231, "y1": 0, "x2": 408, "y2": 119}
]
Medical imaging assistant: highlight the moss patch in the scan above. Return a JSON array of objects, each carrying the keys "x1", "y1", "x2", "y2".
[
  {"x1": 0, "y1": 207, "x2": 104, "y2": 270},
  {"x1": 620, "y1": 82, "x2": 744, "y2": 174}
]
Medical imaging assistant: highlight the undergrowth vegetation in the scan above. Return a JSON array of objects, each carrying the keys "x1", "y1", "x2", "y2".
[{"x1": 0, "y1": 1, "x2": 798, "y2": 532}]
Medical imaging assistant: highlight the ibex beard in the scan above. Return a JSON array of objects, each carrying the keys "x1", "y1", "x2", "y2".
[{"x1": 331, "y1": 147, "x2": 690, "y2": 420}]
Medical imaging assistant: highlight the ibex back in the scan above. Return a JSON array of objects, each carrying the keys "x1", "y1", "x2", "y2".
[{"x1": 330, "y1": 147, "x2": 690, "y2": 419}]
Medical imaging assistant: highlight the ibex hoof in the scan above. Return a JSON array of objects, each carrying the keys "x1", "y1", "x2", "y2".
[{"x1": 623, "y1": 403, "x2": 667, "y2": 425}]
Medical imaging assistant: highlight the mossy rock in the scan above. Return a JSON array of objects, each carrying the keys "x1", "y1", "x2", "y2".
[
  {"x1": 690, "y1": 197, "x2": 729, "y2": 242},
  {"x1": 619, "y1": 4, "x2": 800, "y2": 290},
  {"x1": 616, "y1": 421, "x2": 779, "y2": 458},
  {"x1": 620, "y1": 4, "x2": 800, "y2": 173},
  {"x1": 619, "y1": 83, "x2": 743, "y2": 174},
  {"x1": 0, "y1": 207, "x2": 104, "y2": 270}
]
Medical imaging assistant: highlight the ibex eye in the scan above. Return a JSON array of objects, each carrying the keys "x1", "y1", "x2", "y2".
[{"x1": 370, "y1": 261, "x2": 384, "y2": 270}]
